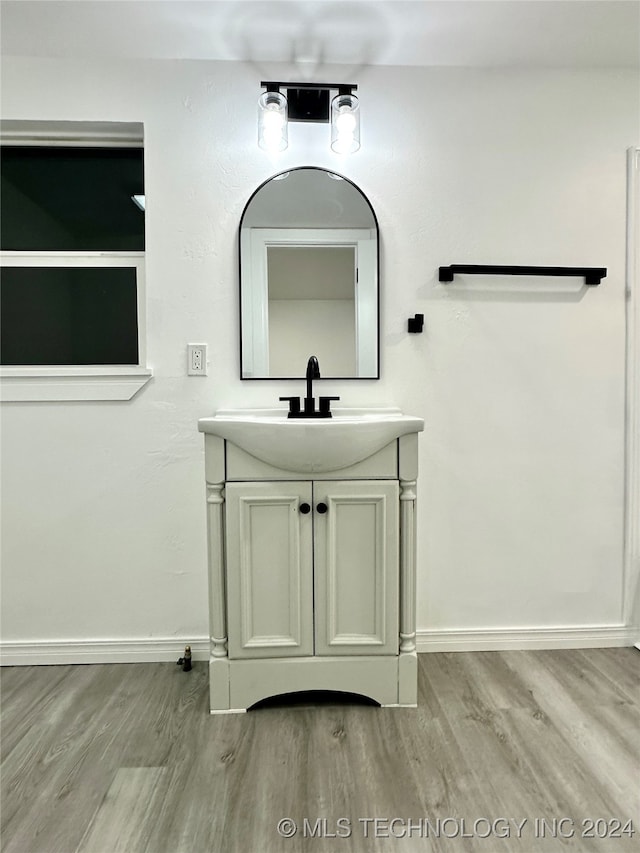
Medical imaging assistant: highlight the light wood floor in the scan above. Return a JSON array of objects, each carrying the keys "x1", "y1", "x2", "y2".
[{"x1": 1, "y1": 648, "x2": 638, "y2": 853}]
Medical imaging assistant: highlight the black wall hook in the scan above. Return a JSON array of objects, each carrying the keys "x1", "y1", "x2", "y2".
[{"x1": 408, "y1": 314, "x2": 424, "y2": 333}]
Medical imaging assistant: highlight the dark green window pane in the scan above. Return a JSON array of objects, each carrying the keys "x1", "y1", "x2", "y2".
[
  {"x1": 1, "y1": 147, "x2": 144, "y2": 251},
  {"x1": 1, "y1": 267, "x2": 138, "y2": 365}
]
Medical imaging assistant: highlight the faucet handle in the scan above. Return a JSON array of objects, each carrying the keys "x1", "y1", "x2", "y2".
[
  {"x1": 279, "y1": 396, "x2": 301, "y2": 416},
  {"x1": 319, "y1": 396, "x2": 340, "y2": 416}
]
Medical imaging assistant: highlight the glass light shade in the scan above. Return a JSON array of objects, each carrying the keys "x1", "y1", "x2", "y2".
[
  {"x1": 258, "y1": 91, "x2": 288, "y2": 152},
  {"x1": 331, "y1": 93, "x2": 360, "y2": 154}
]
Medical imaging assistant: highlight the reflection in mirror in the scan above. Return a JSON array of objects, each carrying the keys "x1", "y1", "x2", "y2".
[{"x1": 240, "y1": 168, "x2": 379, "y2": 379}]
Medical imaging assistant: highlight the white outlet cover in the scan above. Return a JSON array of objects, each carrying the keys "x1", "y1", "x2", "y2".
[{"x1": 187, "y1": 343, "x2": 208, "y2": 376}]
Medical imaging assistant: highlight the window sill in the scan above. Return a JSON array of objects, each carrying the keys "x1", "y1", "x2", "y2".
[{"x1": 0, "y1": 366, "x2": 153, "y2": 402}]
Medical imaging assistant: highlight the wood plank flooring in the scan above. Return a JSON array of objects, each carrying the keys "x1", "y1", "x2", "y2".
[{"x1": 1, "y1": 648, "x2": 638, "y2": 853}]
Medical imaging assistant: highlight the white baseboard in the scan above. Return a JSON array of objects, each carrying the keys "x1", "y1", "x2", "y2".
[
  {"x1": 416, "y1": 625, "x2": 637, "y2": 653},
  {"x1": 2, "y1": 628, "x2": 637, "y2": 666},
  {"x1": 0, "y1": 636, "x2": 210, "y2": 666}
]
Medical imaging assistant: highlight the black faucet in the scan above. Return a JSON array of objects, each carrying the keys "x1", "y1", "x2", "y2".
[
  {"x1": 279, "y1": 356, "x2": 340, "y2": 419},
  {"x1": 305, "y1": 355, "x2": 321, "y2": 411}
]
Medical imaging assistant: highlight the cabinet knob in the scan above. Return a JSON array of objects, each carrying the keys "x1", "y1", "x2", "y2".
[
  {"x1": 316, "y1": 502, "x2": 328, "y2": 514},
  {"x1": 299, "y1": 502, "x2": 311, "y2": 514}
]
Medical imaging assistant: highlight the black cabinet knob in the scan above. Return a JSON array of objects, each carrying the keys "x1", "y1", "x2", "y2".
[
  {"x1": 299, "y1": 502, "x2": 311, "y2": 514},
  {"x1": 317, "y1": 502, "x2": 328, "y2": 514}
]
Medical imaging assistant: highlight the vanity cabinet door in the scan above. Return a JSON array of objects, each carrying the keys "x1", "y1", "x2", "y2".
[
  {"x1": 313, "y1": 480, "x2": 399, "y2": 656},
  {"x1": 225, "y1": 481, "x2": 314, "y2": 659}
]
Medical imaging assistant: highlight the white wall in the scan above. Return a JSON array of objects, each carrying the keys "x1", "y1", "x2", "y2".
[{"x1": 1, "y1": 57, "x2": 637, "y2": 661}]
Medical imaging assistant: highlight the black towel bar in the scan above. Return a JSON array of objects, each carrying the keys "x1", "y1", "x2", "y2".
[{"x1": 438, "y1": 265, "x2": 606, "y2": 285}]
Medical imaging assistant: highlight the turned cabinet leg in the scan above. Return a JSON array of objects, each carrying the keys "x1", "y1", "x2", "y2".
[
  {"x1": 399, "y1": 478, "x2": 418, "y2": 705},
  {"x1": 206, "y1": 482, "x2": 229, "y2": 711}
]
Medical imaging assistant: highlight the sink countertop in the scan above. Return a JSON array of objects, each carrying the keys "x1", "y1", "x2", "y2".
[{"x1": 198, "y1": 407, "x2": 424, "y2": 473}]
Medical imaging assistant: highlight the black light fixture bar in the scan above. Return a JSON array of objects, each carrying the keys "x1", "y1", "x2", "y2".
[
  {"x1": 261, "y1": 81, "x2": 357, "y2": 123},
  {"x1": 438, "y1": 264, "x2": 607, "y2": 286}
]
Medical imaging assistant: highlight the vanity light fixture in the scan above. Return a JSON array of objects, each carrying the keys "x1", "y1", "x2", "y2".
[
  {"x1": 258, "y1": 82, "x2": 359, "y2": 153},
  {"x1": 331, "y1": 91, "x2": 360, "y2": 154},
  {"x1": 257, "y1": 89, "x2": 288, "y2": 152}
]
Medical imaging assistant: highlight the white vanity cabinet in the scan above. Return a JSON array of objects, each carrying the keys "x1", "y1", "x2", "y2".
[{"x1": 198, "y1": 409, "x2": 423, "y2": 713}]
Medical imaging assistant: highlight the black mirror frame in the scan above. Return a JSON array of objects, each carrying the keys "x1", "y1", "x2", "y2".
[{"x1": 239, "y1": 166, "x2": 380, "y2": 381}]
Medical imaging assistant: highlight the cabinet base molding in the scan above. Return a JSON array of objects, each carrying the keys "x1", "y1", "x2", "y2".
[
  {"x1": 209, "y1": 654, "x2": 415, "y2": 713},
  {"x1": 397, "y1": 650, "x2": 418, "y2": 705},
  {"x1": 209, "y1": 708, "x2": 247, "y2": 715}
]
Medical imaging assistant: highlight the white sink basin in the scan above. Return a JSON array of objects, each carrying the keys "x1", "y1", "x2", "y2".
[{"x1": 198, "y1": 407, "x2": 424, "y2": 473}]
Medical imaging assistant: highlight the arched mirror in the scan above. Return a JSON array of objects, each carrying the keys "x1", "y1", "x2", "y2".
[{"x1": 239, "y1": 167, "x2": 379, "y2": 379}]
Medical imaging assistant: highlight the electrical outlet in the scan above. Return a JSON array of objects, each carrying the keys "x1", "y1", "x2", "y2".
[{"x1": 187, "y1": 343, "x2": 208, "y2": 376}]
